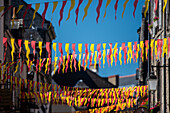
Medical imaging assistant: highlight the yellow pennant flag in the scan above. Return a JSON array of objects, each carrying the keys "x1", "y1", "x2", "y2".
[
  {"x1": 103, "y1": 43, "x2": 106, "y2": 68},
  {"x1": 140, "y1": 41, "x2": 144, "y2": 62},
  {"x1": 90, "y1": 44, "x2": 94, "y2": 65},
  {"x1": 54, "y1": 57, "x2": 58, "y2": 75},
  {"x1": 11, "y1": 38, "x2": 15, "y2": 62},
  {"x1": 150, "y1": 39, "x2": 154, "y2": 59},
  {"x1": 119, "y1": 47, "x2": 122, "y2": 65},
  {"x1": 163, "y1": 38, "x2": 168, "y2": 57},
  {"x1": 122, "y1": 0, "x2": 129, "y2": 18},
  {"x1": 84, "y1": 53, "x2": 89, "y2": 71},
  {"x1": 78, "y1": 43, "x2": 82, "y2": 71},
  {"x1": 103, "y1": 0, "x2": 111, "y2": 19},
  {"x1": 25, "y1": 40, "x2": 30, "y2": 66},
  {"x1": 14, "y1": 60, "x2": 20, "y2": 74},
  {"x1": 0, "y1": 6, "x2": 5, "y2": 13},
  {"x1": 155, "y1": 41, "x2": 158, "y2": 59},
  {"x1": 49, "y1": 2, "x2": 58, "y2": 28},
  {"x1": 82, "y1": 0, "x2": 93, "y2": 21},
  {"x1": 48, "y1": 92, "x2": 51, "y2": 103},
  {"x1": 94, "y1": 51, "x2": 97, "y2": 69},
  {"x1": 111, "y1": 48, "x2": 114, "y2": 66},
  {"x1": 39, "y1": 41, "x2": 42, "y2": 71},
  {"x1": 144, "y1": 0, "x2": 150, "y2": 18},
  {"x1": 30, "y1": 3, "x2": 40, "y2": 28},
  {"x1": 66, "y1": 0, "x2": 75, "y2": 21},
  {"x1": 65, "y1": 43, "x2": 69, "y2": 72},
  {"x1": 127, "y1": 42, "x2": 132, "y2": 64},
  {"x1": 70, "y1": 55, "x2": 73, "y2": 72},
  {"x1": 163, "y1": 0, "x2": 167, "y2": 13},
  {"x1": 62, "y1": 56, "x2": 65, "y2": 73},
  {"x1": 53, "y1": 43, "x2": 57, "y2": 57},
  {"x1": 113, "y1": 43, "x2": 118, "y2": 65},
  {"x1": 16, "y1": 5, "x2": 24, "y2": 14},
  {"x1": 45, "y1": 58, "x2": 49, "y2": 74}
]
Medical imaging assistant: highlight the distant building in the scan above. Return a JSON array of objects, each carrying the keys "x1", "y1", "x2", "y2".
[{"x1": 52, "y1": 59, "x2": 118, "y2": 89}]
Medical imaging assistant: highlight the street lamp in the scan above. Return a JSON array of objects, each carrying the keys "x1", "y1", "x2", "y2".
[{"x1": 148, "y1": 71, "x2": 158, "y2": 91}]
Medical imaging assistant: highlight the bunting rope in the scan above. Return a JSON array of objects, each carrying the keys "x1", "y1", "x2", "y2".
[
  {"x1": 0, "y1": 73, "x2": 148, "y2": 112},
  {"x1": 0, "y1": 0, "x2": 164, "y2": 26},
  {"x1": 2, "y1": 37, "x2": 170, "y2": 74}
]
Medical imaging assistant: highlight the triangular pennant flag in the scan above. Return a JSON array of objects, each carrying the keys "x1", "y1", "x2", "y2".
[
  {"x1": 30, "y1": 3, "x2": 40, "y2": 28},
  {"x1": 133, "y1": 0, "x2": 139, "y2": 18},
  {"x1": 38, "y1": 41, "x2": 42, "y2": 71},
  {"x1": 114, "y1": 0, "x2": 119, "y2": 20},
  {"x1": 103, "y1": 0, "x2": 111, "y2": 19},
  {"x1": 42, "y1": 3, "x2": 49, "y2": 28},
  {"x1": 103, "y1": 43, "x2": 106, "y2": 68},
  {"x1": 96, "y1": 0, "x2": 103, "y2": 23},
  {"x1": 11, "y1": 38, "x2": 15, "y2": 62},
  {"x1": 163, "y1": 0, "x2": 167, "y2": 13},
  {"x1": 119, "y1": 47, "x2": 122, "y2": 65},
  {"x1": 89, "y1": 44, "x2": 94, "y2": 68},
  {"x1": 82, "y1": 0, "x2": 93, "y2": 21},
  {"x1": 1, "y1": 5, "x2": 13, "y2": 18},
  {"x1": 66, "y1": 0, "x2": 75, "y2": 21},
  {"x1": 78, "y1": 43, "x2": 82, "y2": 71},
  {"x1": 23, "y1": 4, "x2": 32, "y2": 26},
  {"x1": 122, "y1": 0, "x2": 129, "y2": 18},
  {"x1": 59, "y1": 1, "x2": 67, "y2": 26},
  {"x1": 97, "y1": 44, "x2": 101, "y2": 68},
  {"x1": 49, "y1": 2, "x2": 58, "y2": 28},
  {"x1": 144, "y1": 0, "x2": 150, "y2": 18},
  {"x1": 75, "y1": 0, "x2": 83, "y2": 25}
]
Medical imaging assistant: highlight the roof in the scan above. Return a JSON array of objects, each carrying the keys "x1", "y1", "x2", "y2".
[{"x1": 119, "y1": 74, "x2": 138, "y2": 87}]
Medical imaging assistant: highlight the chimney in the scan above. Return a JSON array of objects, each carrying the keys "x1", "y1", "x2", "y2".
[{"x1": 89, "y1": 64, "x2": 99, "y2": 73}]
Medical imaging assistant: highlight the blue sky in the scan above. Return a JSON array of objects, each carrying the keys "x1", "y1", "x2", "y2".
[{"x1": 25, "y1": 0, "x2": 145, "y2": 77}]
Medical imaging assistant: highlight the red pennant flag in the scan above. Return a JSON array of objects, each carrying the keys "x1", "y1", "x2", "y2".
[
  {"x1": 46, "y1": 42, "x2": 51, "y2": 74},
  {"x1": 168, "y1": 38, "x2": 170, "y2": 57},
  {"x1": 85, "y1": 44, "x2": 88, "y2": 70},
  {"x1": 23, "y1": 4, "x2": 32, "y2": 26},
  {"x1": 134, "y1": 42, "x2": 137, "y2": 61},
  {"x1": 59, "y1": 43, "x2": 63, "y2": 62},
  {"x1": 109, "y1": 43, "x2": 112, "y2": 61},
  {"x1": 132, "y1": 45, "x2": 135, "y2": 62},
  {"x1": 65, "y1": 55, "x2": 70, "y2": 73},
  {"x1": 107, "y1": 49, "x2": 110, "y2": 67},
  {"x1": 97, "y1": 44, "x2": 101, "y2": 68},
  {"x1": 58, "y1": 57, "x2": 62, "y2": 74},
  {"x1": 31, "y1": 41, "x2": 36, "y2": 59},
  {"x1": 114, "y1": 0, "x2": 119, "y2": 20},
  {"x1": 1, "y1": 5, "x2": 13, "y2": 17},
  {"x1": 59, "y1": 1, "x2": 67, "y2": 26},
  {"x1": 20, "y1": 60, "x2": 25, "y2": 74},
  {"x1": 36, "y1": 59, "x2": 39, "y2": 73},
  {"x1": 42, "y1": 3, "x2": 49, "y2": 28},
  {"x1": 133, "y1": 0, "x2": 139, "y2": 18},
  {"x1": 40, "y1": 58, "x2": 46, "y2": 71},
  {"x1": 96, "y1": 0, "x2": 103, "y2": 23},
  {"x1": 145, "y1": 40, "x2": 149, "y2": 60},
  {"x1": 18, "y1": 39, "x2": 22, "y2": 59},
  {"x1": 72, "y1": 43, "x2": 77, "y2": 72},
  {"x1": 157, "y1": 39, "x2": 163, "y2": 58},
  {"x1": 75, "y1": 0, "x2": 83, "y2": 25},
  {"x1": 122, "y1": 43, "x2": 127, "y2": 64},
  {"x1": 3, "y1": 37, "x2": 7, "y2": 64},
  {"x1": 154, "y1": 0, "x2": 158, "y2": 14}
]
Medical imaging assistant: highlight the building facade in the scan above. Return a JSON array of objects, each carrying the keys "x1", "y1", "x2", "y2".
[
  {"x1": 0, "y1": 0, "x2": 56, "y2": 112},
  {"x1": 138, "y1": 1, "x2": 170, "y2": 113}
]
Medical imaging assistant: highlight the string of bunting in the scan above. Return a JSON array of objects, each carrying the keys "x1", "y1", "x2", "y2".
[
  {"x1": 0, "y1": 73, "x2": 148, "y2": 112},
  {"x1": 2, "y1": 37, "x2": 170, "y2": 74},
  {"x1": 0, "y1": 0, "x2": 167, "y2": 26}
]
